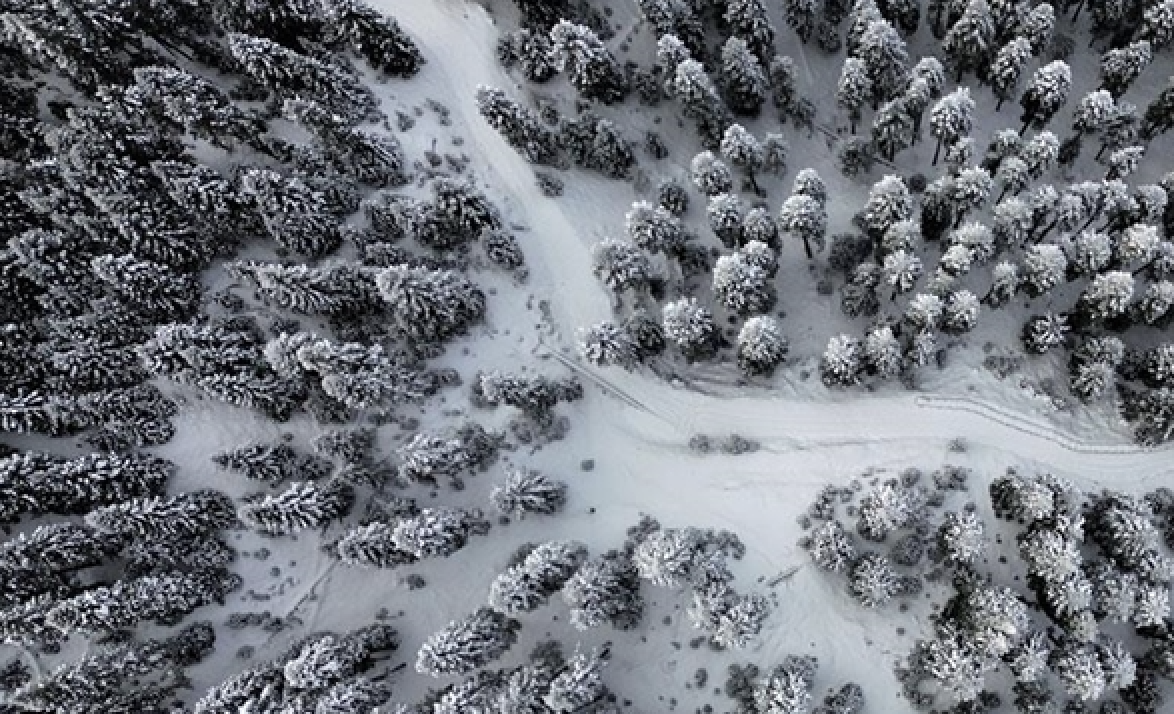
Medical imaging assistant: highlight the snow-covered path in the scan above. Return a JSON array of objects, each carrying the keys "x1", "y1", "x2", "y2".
[{"x1": 390, "y1": 0, "x2": 1172, "y2": 493}]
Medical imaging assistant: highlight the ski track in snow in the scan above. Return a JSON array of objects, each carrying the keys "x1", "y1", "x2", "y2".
[{"x1": 391, "y1": 1, "x2": 1174, "y2": 493}]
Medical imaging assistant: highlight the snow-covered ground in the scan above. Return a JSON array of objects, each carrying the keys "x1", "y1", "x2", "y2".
[{"x1": 141, "y1": 2, "x2": 1174, "y2": 709}]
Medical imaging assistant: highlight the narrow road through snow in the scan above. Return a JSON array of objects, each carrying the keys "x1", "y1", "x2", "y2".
[{"x1": 389, "y1": 1, "x2": 1173, "y2": 491}]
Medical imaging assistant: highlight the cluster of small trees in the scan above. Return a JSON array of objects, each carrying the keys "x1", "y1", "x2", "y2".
[
  {"x1": 725, "y1": 655, "x2": 865, "y2": 714},
  {"x1": 803, "y1": 465, "x2": 1174, "y2": 712}
]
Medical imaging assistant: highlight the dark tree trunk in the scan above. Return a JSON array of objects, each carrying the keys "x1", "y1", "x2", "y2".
[
  {"x1": 802, "y1": 235, "x2": 814, "y2": 260},
  {"x1": 932, "y1": 138, "x2": 942, "y2": 165}
]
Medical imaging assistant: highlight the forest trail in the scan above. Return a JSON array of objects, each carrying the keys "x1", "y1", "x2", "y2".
[{"x1": 389, "y1": 0, "x2": 1172, "y2": 494}]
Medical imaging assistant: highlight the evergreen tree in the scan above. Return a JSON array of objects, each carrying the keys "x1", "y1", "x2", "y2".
[
  {"x1": 416, "y1": 608, "x2": 520, "y2": 676},
  {"x1": 477, "y1": 372, "x2": 583, "y2": 420},
  {"x1": 591, "y1": 238, "x2": 652, "y2": 294},
  {"x1": 375, "y1": 265, "x2": 486, "y2": 342},
  {"x1": 561, "y1": 112, "x2": 635, "y2": 179},
  {"x1": 742, "y1": 210, "x2": 781, "y2": 250},
  {"x1": 942, "y1": 290, "x2": 981, "y2": 334},
  {"x1": 870, "y1": 98, "x2": 915, "y2": 161},
  {"x1": 579, "y1": 321, "x2": 640, "y2": 368},
  {"x1": 713, "y1": 252, "x2": 775, "y2": 315},
  {"x1": 1100, "y1": 40, "x2": 1152, "y2": 98},
  {"x1": 546, "y1": 650, "x2": 610, "y2": 712},
  {"x1": 769, "y1": 55, "x2": 800, "y2": 114},
  {"x1": 736, "y1": 316, "x2": 789, "y2": 376},
  {"x1": 323, "y1": 0, "x2": 424, "y2": 77},
  {"x1": 1142, "y1": 0, "x2": 1174, "y2": 49},
  {"x1": 882, "y1": 250, "x2": 924, "y2": 297},
  {"x1": 672, "y1": 59, "x2": 733, "y2": 147},
  {"x1": 47, "y1": 569, "x2": 240, "y2": 635},
  {"x1": 1020, "y1": 2, "x2": 1054, "y2": 55},
  {"x1": 863, "y1": 175, "x2": 914, "y2": 240},
  {"x1": 725, "y1": 0, "x2": 778, "y2": 64},
  {"x1": 1021, "y1": 131, "x2": 1060, "y2": 179},
  {"x1": 837, "y1": 58, "x2": 874, "y2": 134},
  {"x1": 721, "y1": 37, "x2": 769, "y2": 116},
  {"x1": 86, "y1": 490, "x2": 236, "y2": 542},
  {"x1": 785, "y1": 0, "x2": 820, "y2": 43},
  {"x1": 691, "y1": 151, "x2": 735, "y2": 196},
  {"x1": 778, "y1": 193, "x2": 828, "y2": 260},
  {"x1": 707, "y1": 193, "x2": 744, "y2": 247},
  {"x1": 1020, "y1": 61, "x2": 1072, "y2": 132},
  {"x1": 491, "y1": 470, "x2": 568, "y2": 516},
  {"x1": 337, "y1": 522, "x2": 418, "y2": 568},
  {"x1": 930, "y1": 88, "x2": 975, "y2": 165},
  {"x1": 821, "y1": 335, "x2": 863, "y2": 386},
  {"x1": 720, "y1": 124, "x2": 765, "y2": 191},
  {"x1": 991, "y1": 38, "x2": 1032, "y2": 111},
  {"x1": 661, "y1": 298, "x2": 720, "y2": 360},
  {"x1": 640, "y1": 0, "x2": 706, "y2": 59},
  {"x1": 562, "y1": 554, "x2": 645, "y2": 630},
  {"x1": 238, "y1": 168, "x2": 342, "y2": 257},
  {"x1": 213, "y1": 442, "x2": 327, "y2": 485},
  {"x1": 550, "y1": 21, "x2": 628, "y2": 104},
  {"x1": 1077, "y1": 271, "x2": 1134, "y2": 322},
  {"x1": 488, "y1": 541, "x2": 587, "y2": 615},
  {"x1": 228, "y1": 33, "x2": 374, "y2": 120},
  {"x1": 392, "y1": 508, "x2": 489, "y2": 558},
  {"x1": 943, "y1": 0, "x2": 994, "y2": 82},
  {"x1": 238, "y1": 479, "x2": 354, "y2": 535},
  {"x1": 228, "y1": 260, "x2": 376, "y2": 316},
  {"x1": 857, "y1": 19, "x2": 910, "y2": 102},
  {"x1": 131, "y1": 66, "x2": 261, "y2": 148},
  {"x1": 475, "y1": 86, "x2": 559, "y2": 166}
]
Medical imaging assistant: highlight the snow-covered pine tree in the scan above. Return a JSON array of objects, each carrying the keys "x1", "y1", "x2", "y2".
[
  {"x1": 475, "y1": 86, "x2": 559, "y2": 166},
  {"x1": 778, "y1": 193, "x2": 828, "y2": 260},
  {"x1": 228, "y1": 33, "x2": 373, "y2": 120},
  {"x1": 863, "y1": 175, "x2": 914, "y2": 240},
  {"x1": 1100, "y1": 40, "x2": 1152, "y2": 98},
  {"x1": 562, "y1": 554, "x2": 645, "y2": 630},
  {"x1": 416, "y1": 607, "x2": 521, "y2": 676},
  {"x1": 1020, "y1": 60, "x2": 1072, "y2": 132},
  {"x1": 1019, "y1": 2, "x2": 1054, "y2": 55},
  {"x1": 375, "y1": 265, "x2": 486, "y2": 342},
  {"x1": 837, "y1": 57, "x2": 874, "y2": 134},
  {"x1": 725, "y1": 0, "x2": 778, "y2": 64},
  {"x1": 238, "y1": 479, "x2": 353, "y2": 535},
  {"x1": 336, "y1": 521, "x2": 417, "y2": 568},
  {"x1": 991, "y1": 38, "x2": 1032, "y2": 111},
  {"x1": 872, "y1": 98, "x2": 917, "y2": 162},
  {"x1": 227, "y1": 260, "x2": 376, "y2": 316},
  {"x1": 742, "y1": 208, "x2": 781, "y2": 250},
  {"x1": 822, "y1": 335, "x2": 864, "y2": 386},
  {"x1": 86, "y1": 490, "x2": 235, "y2": 542},
  {"x1": 708, "y1": 193, "x2": 746, "y2": 247},
  {"x1": 691, "y1": 151, "x2": 735, "y2": 196},
  {"x1": 47, "y1": 569, "x2": 240, "y2": 634},
  {"x1": 713, "y1": 252, "x2": 776, "y2": 315},
  {"x1": 1077, "y1": 271, "x2": 1134, "y2": 323},
  {"x1": 662, "y1": 297, "x2": 720, "y2": 360},
  {"x1": 942, "y1": 290, "x2": 981, "y2": 334},
  {"x1": 856, "y1": 18, "x2": 910, "y2": 102},
  {"x1": 591, "y1": 238, "x2": 653, "y2": 295},
  {"x1": 1022, "y1": 313, "x2": 1069, "y2": 354},
  {"x1": 942, "y1": 0, "x2": 994, "y2": 83},
  {"x1": 488, "y1": 540, "x2": 587, "y2": 614},
  {"x1": 737, "y1": 316, "x2": 789, "y2": 376},
  {"x1": 238, "y1": 168, "x2": 342, "y2": 257},
  {"x1": 640, "y1": 0, "x2": 706, "y2": 59},
  {"x1": 721, "y1": 37, "x2": 769, "y2": 117},
  {"x1": 323, "y1": 0, "x2": 423, "y2": 76},
  {"x1": 131, "y1": 66, "x2": 261, "y2": 148},
  {"x1": 491, "y1": 470, "x2": 568, "y2": 517},
  {"x1": 785, "y1": 0, "x2": 820, "y2": 43},
  {"x1": 929, "y1": 87, "x2": 975, "y2": 165},
  {"x1": 579, "y1": 321, "x2": 640, "y2": 368},
  {"x1": 720, "y1": 124, "x2": 765, "y2": 191},
  {"x1": 1142, "y1": 0, "x2": 1174, "y2": 49},
  {"x1": 545, "y1": 649, "x2": 610, "y2": 713},
  {"x1": 549, "y1": 21, "x2": 628, "y2": 104},
  {"x1": 392, "y1": 507, "x2": 489, "y2": 558},
  {"x1": 769, "y1": 55, "x2": 800, "y2": 114}
]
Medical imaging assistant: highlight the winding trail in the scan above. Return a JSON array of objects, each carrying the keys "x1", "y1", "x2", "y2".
[{"x1": 390, "y1": 1, "x2": 1174, "y2": 493}]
